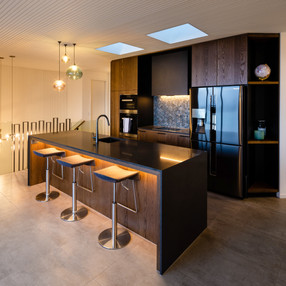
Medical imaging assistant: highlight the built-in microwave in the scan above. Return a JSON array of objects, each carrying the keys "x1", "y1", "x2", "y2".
[{"x1": 120, "y1": 94, "x2": 137, "y2": 111}]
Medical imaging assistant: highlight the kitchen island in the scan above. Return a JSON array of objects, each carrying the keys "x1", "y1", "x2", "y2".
[{"x1": 28, "y1": 130, "x2": 207, "y2": 274}]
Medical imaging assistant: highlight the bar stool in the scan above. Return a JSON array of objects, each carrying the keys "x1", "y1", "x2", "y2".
[
  {"x1": 57, "y1": 155, "x2": 95, "y2": 222},
  {"x1": 33, "y1": 148, "x2": 66, "y2": 202},
  {"x1": 94, "y1": 165, "x2": 139, "y2": 250}
]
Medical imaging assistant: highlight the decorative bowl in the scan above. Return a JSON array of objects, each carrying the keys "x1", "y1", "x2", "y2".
[{"x1": 254, "y1": 64, "x2": 271, "y2": 81}]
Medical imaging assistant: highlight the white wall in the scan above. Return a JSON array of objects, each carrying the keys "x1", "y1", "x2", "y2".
[
  {"x1": 81, "y1": 70, "x2": 110, "y2": 134},
  {"x1": 0, "y1": 62, "x2": 110, "y2": 131},
  {"x1": 279, "y1": 32, "x2": 286, "y2": 198},
  {"x1": 0, "y1": 65, "x2": 83, "y2": 126}
]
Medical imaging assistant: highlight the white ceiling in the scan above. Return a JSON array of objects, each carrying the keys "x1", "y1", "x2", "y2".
[{"x1": 1, "y1": 0, "x2": 286, "y2": 71}]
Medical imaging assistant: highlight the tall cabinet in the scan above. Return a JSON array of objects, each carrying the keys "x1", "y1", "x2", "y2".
[
  {"x1": 111, "y1": 56, "x2": 138, "y2": 137},
  {"x1": 246, "y1": 34, "x2": 280, "y2": 195}
]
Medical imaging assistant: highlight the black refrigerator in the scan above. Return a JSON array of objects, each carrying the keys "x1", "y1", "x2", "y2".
[{"x1": 190, "y1": 86, "x2": 244, "y2": 198}]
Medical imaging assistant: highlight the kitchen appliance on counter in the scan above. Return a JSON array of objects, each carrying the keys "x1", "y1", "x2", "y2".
[
  {"x1": 191, "y1": 86, "x2": 245, "y2": 198},
  {"x1": 120, "y1": 94, "x2": 138, "y2": 139}
]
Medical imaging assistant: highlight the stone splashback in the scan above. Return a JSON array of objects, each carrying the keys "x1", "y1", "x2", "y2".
[{"x1": 153, "y1": 95, "x2": 190, "y2": 128}]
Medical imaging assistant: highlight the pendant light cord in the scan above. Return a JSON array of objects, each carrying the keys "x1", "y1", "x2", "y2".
[
  {"x1": 58, "y1": 41, "x2": 61, "y2": 79},
  {"x1": 73, "y1": 43, "x2": 76, "y2": 65}
]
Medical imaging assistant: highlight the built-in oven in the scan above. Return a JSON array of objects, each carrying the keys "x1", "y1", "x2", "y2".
[
  {"x1": 120, "y1": 94, "x2": 137, "y2": 110},
  {"x1": 120, "y1": 95, "x2": 138, "y2": 139}
]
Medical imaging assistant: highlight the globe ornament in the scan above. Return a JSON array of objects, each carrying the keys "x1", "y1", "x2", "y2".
[{"x1": 254, "y1": 64, "x2": 271, "y2": 81}]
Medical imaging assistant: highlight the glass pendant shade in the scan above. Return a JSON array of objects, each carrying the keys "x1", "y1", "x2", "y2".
[
  {"x1": 61, "y1": 44, "x2": 70, "y2": 63},
  {"x1": 66, "y1": 64, "x2": 83, "y2": 80},
  {"x1": 53, "y1": 40, "x2": 66, "y2": 91},
  {"x1": 53, "y1": 79, "x2": 66, "y2": 91},
  {"x1": 66, "y1": 43, "x2": 83, "y2": 80},
  {"x1": 61, "y1": 54, "x2": 70, "y2": 63}
]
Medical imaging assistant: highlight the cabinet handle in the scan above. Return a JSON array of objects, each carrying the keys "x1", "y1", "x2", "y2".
[
  {"x1": 179, "y1": 135, "x2": 189, "y2": 138},
  {"x1": 157, "y1": 132, "x2": 166, "y2": 135},
  {"x1": 139, "y1": 130, "x2": 146, "y2": 133}
]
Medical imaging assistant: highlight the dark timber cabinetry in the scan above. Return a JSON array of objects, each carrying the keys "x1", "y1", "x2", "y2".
[
  {"x1": 246, "y1": 34, "x2": 280, "y2": 195},
  {"x1": 192, "y1": 35, "x2": 248, "y2": 87}
]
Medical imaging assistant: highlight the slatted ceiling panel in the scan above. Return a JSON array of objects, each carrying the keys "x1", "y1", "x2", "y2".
[{"x1": 1, "y1": 0, "x2": 286, "y2": 70}]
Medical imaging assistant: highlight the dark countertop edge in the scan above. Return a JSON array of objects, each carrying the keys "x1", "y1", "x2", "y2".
[
  {"x1": 30, "y1": 135, "x2": 162, "y2": 176},
  {"x1": 138, "y1": 126, "x2": 190, "y2": 135}
]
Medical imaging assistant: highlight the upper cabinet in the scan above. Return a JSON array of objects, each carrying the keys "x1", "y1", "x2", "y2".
[
  {"x1": 111, "y1": 56, "x2": 138, "y2": 92},
  {"x1": 152, "y1": 49, "x2": 189, "y2": 95},
  {"x1": 192, "y1": 40, "x2": 217, "y2": 87},
  {"x1": 192, "y1": 35, "x2": 248, "y2": 87},
  {"x1": 217, "y1": 35, "x2": 248, "y2": 85}
]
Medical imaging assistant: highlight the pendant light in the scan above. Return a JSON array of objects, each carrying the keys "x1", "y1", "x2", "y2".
[
  {"x1": 61, "y1": 43, "x2": 70, "y2": 64},
  {"x1": 53, "y1": 41, "x2": 66, "y2": 91},
  {"x1": 66, "y1": 43, "x2": 83, "y2": 80}
]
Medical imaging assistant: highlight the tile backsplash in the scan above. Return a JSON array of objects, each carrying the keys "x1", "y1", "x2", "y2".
[{"x1": 154, "y1": 95, "x2": 190, "y2": 128}]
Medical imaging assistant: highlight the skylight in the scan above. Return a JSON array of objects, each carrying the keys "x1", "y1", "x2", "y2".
[
  {"x1": 147, "y1": 23, "x2": 207, "y2": 44},
  {"x1": 96, "y1": 42, "x2": 143, "y2": 55}
]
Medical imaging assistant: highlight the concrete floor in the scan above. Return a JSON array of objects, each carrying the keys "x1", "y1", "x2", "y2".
[{"x1": 0, "y1": 170, "x2": 286, "y2": 286}]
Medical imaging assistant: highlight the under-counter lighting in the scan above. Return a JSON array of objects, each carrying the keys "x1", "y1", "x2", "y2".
[
  {"x1": 147, "y1": 23, "x2": 207, "y2": 44},
  {"x1": 160, "y1": 95, "x2": 189, "y2": 99},
  {"x1": 97, "y1": 42, "x2": 143, "y2": 55},
  {"x1": 160, "y1": 156, "x2": 183, "y2": 163}
]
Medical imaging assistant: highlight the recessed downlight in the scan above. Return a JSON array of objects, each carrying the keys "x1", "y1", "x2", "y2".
[
  {"x1": 96, "y1": 42, "x2": 143, "y2": 55},
  {"x1": 147, "y1": 23, "x2": 207, "y2": 44}
]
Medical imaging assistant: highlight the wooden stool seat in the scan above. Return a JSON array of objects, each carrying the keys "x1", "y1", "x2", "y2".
[
  {"x1": 33, "y1": 147, "x2": 65, "y2": 158},
  {"x1": 56, "y1": 155, "x2": 95, "y2": 168},
  {"x1": 93, "y1": 166, "x2": 138, "y2": 183}
]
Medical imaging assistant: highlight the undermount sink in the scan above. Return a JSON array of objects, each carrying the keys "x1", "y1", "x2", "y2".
[{"x1": 98, "y1": 137, "x2": 120, "y2": 143}]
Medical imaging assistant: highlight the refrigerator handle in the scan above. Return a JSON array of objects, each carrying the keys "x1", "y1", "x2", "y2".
[
  {"x1": 239, "y1": 86, "x2": 243, "y2": 145},
  {"x1": 209, "y1": 143, "x2": 217, "y2": 176},
  {"x1": 205, "y1": 89, "x2": 210, "y2": 141}
]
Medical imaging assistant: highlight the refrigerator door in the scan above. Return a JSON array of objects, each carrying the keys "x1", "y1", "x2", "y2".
[
  {"x1": 191, "y1": 140, "x2": 244, "y2": 198},
  {"x1": 214, "y1": 86, "x2": 243, "y2": 145},
  {"x1": 190, "y1": 87, "x2": 212, "y2": 142}
]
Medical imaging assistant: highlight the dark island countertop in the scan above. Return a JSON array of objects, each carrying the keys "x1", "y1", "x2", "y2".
[{"x1": 29, "y1": 130, "x2": 201, "y2": 172}]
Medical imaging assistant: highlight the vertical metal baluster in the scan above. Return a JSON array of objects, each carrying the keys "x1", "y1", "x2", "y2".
[
  {"x1": 53, "y1": 117, "x2": 59, "y2": 133},
  {"x1": 22, "y1": 121, "x2": 29, "y2": 170},
  {"x1": 46, "y1": 122, "x2": 51, "y2": 133}
]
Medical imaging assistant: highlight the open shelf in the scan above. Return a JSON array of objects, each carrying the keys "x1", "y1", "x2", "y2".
[
  {"x1": 248, "y1": 139, "x2": 278, "y2": 144},
  {"x1": 248, "y1": 81, "x2": 279, "y2": 85},
  {"x1": 248, "y1": 182, "x2": 278, "y2": 194}
]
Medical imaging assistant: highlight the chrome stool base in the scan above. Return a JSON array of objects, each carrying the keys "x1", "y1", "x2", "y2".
[
  {"x1": 60, "y1": 206, "x2": 88, "y2": 222},
  {"x1": 98, "y1": 228, "x2": 131, "y2": 250},
  {"x1": 35, "y1": 191, "x2": 60, "y2": 202}
]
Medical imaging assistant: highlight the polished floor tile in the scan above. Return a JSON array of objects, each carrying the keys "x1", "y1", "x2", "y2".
[{"x1": 0, "y1": 171, "x2": 286, "y2": 285}]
